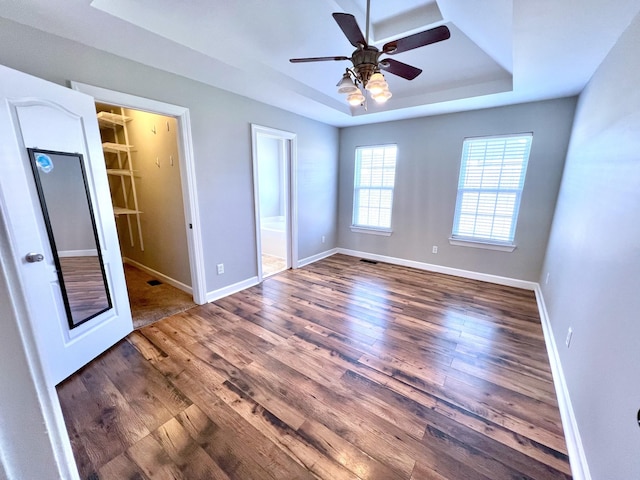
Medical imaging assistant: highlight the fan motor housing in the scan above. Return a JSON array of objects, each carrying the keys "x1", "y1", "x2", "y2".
[{"x1": 351, "y1": 46, "x2": 382, "y2": 85}]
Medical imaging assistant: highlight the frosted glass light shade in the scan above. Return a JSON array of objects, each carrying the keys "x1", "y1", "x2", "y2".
[
  {"x1": 347, "y1": 91, "x2": 365, "y2": 106},
  {"x1": 337, "y1": 74, "x2": 359, "y2": 94},
  {"x1": 365, "y1": 72, "x2": 387, "y2": 95},
  {"x1": 373, "y1": 89, "x2": 392, "y2": 103}
]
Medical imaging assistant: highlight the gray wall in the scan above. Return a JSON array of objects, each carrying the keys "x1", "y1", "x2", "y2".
[
  {"x1": 540, "y1": 11, "x2": 640, "y2": 479},
  {"x1": 0, "y1": 18, "x2": 339, "y2": 294},
  {"x1": 338, "y1": 98, "x2": 577, "y2": 281},
  {"x1": 257, "y1": 135, "x2": 283, "y2": 219}
]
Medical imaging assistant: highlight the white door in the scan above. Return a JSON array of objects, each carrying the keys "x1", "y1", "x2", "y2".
[{"x1": 0, "y1": 64, "x2": 132, "y2": 385}]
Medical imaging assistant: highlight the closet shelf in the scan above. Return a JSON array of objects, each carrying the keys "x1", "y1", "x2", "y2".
[
  {"x1": 113, "y1": 206, "x2": 142, "y2": 216},
  {"x1": 98, "y1": 106, "x2": 144, "y2": 250},
  {"x1": 107, "y1": 168, "x2": 137, "y2": 177},
  {"x1": 97, "y1": 111, "x2": 132, "y2": 128},
  {"x1": 102, "y1": 142, "x2": 134, "y2": 154}
]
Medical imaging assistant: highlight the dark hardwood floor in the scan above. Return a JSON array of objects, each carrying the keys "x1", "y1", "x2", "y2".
[
  {"x1": 60, "y1": 255, "x2": 109, "y2": 324},
  {"x1": 57, "y1": 254, "x2": 572, "y2": 479}
]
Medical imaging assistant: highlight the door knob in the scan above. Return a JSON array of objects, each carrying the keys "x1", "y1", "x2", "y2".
[{"x1": 25, "y1": 252, "x2": 44, "y2": 263}]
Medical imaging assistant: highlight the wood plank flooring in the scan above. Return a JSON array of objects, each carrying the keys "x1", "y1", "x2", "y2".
[
  {"x1": 59, "y1": 255, "x2": 110, "y2": 325},
  {"x1": 57, "y1": 254, "x2": 572, "y2": 479}
]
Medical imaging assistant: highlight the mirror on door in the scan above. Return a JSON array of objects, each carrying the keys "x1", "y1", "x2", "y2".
[{"x1": 27, "y1": 148, "x2": 112, "y2": 329}]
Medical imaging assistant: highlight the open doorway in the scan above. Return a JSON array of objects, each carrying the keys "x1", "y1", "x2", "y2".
[
  {"x1": 71, "y1": 82, "x2": 206, "y2": 328},
  {"x1": 251, "y1": 125, "x2": 297, "y2": 280},
  {"x1": 96, "y1": 103, "x2": 194, "y2": 327}
]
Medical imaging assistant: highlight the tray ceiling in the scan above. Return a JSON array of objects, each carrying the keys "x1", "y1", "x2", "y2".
[{"x1": 1, "y1": 0, "x2": 639, "y2": 126}]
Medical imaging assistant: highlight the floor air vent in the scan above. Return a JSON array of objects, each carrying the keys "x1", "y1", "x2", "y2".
[
  {"x1": 360, "y1": 258, "x2": 378, "y2": 264},
  {"x1": 147, "y1": 279, "x2": 163, "y2": 286}
]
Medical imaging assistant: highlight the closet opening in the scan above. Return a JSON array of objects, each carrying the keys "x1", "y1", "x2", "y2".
[
  {"x1": 96, "y1": 102, "x2": 196, "y2": 328},
  {"x1": 71, "y1": 82, "x2": 207, "y2": 322}
]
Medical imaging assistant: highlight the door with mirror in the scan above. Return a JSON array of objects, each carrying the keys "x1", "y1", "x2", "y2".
[
  {"x1": 0, "y1": 64, "x2": 132, "y2": 385},
  {"x1": 27, "y1": 149, "x2": 112, "y2": 329}
]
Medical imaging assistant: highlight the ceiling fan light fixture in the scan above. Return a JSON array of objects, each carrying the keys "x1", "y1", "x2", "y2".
[
  {"x1": 347, "y1": 91, "x2": 365, "y2": 106},
  {"x1": 373, "y1": 88, "x2": 392, "y2": 104},
  {"x1": 291, "y1": 7, "x2": 452, "y2": 110},
  {"x1": 365, "y1": 72, "x2": 388, "y2": 95},
  {"x1": 337, "y1": 73, "x2": 359, "y2": 94}
]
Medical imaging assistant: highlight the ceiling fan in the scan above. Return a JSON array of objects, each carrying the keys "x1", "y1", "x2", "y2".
[{"x1": 290, "y1": 1, "x2": 450, "y2": 106}]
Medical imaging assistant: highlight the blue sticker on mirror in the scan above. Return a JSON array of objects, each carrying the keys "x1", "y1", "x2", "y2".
[{"x1": 35, "y1": 153, "x2": 54, "y2": 173}]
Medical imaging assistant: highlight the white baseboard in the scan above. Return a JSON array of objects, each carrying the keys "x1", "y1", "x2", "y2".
[
  {"x1": 535, "y1": 286, "x2": 590, "y2": 480},
  {"x1": 205, "y1": 248, "x2": 336, "y2": 304},
  {"x1": 297, "y1": 248, "x2": 338, "y2": 268},
  {"x1": 336, "y1": 248, "x2": 538, "y2": 290},
  {"x1": 206, "y1": 276, "x2": 259, "y2": 303},
  {"x1": 58, "y1": 249, "x2": 98, "y2": 257},
  {"x1": 123, "y1": 257, "x2": 192, "y2": 295}
]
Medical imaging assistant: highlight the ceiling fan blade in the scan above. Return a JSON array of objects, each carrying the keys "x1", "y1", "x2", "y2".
[
  {"x1": 332, "y1": 13, "x2": 367, "y2": 47},
  {"x1": 379, "y1": 58, "x2": 422, "y2": 80},
  {"x1": 383, "y1": 25, "x2": 450, "y2": 54},
  {"x1": 290, "y1": 56, "x2": 350, "y2": 63}
]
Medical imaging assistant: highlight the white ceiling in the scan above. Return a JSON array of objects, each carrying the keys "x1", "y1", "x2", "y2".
[{"x1": 1, "y1": 0, "x2": 639, "y2": 127}]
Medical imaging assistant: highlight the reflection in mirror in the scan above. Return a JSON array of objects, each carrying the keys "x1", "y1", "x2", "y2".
[{"x1": 28, "y1": 148, "x2": 112, "y2": 329}]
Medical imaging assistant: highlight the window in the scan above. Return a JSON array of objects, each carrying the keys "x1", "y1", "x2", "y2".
[
  {"x1": 451, "y1": 134, "x2": 532, "y2": 248},
  {"x1": 352, "y1": 144, "x2": 397, "y2": 234}
]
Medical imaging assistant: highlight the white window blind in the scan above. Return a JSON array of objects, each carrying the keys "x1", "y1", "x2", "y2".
[
  {"x1": 452, "y1": 134, "x2": 532, "y2": 244},
  {"x1": 353, "y1": 144, "x2": 397, "y2": 230}
]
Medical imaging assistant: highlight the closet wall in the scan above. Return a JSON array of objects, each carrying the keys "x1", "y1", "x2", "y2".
[{"x1": 97, "y1": 104, "x2": 191, "y2": 288}]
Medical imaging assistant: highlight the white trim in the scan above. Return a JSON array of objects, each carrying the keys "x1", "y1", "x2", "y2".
[
  {"x1": 251, "y1": 124, "x2": 298, "y2": 282},
  {"x1": 58, "y1": 249, "x2": 98, "y2": 257},
  {"x1": 69, "y1": 81, "x2": 207, "y2": 305},
  {"x1": 290, "y1": 136, "x2": 299, "y2": 269},
  {"x1": 205, "y1": 249, "x2": 336, "y2": 304},
  {"x1": 206, "y1": 276, "x2": 259, "y2": 303},
  {"x1": 336, "y1": 248, "x2": 537, "y2": 290},
  {"x1": 350, "y1": 226, "x2": 393, "y2": 236},
  {"x1": 298, "y1": 248, "x2": 338, "y2": 268},
  {"x1": 0, "y1": 202, "x2": 79, "y2": 479},
  {"x1": 449, "y1": 237, "x2": 516, "y2": 252},
  {"x1": 535, "y1": 286, "x2": 590, "y2": 480},
  {"x1": 122, "y1": 257, "x2": 192, "y2": 294}
]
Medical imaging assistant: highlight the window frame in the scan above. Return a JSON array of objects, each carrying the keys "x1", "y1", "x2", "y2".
[
  {"x1": 351, "y1": 144, "x2": 398, "y2": 236},
  {"x1": 450, "y1": 133, "x2": 533, "y2": 251}
]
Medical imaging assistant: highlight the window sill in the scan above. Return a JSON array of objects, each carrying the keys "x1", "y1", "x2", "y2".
[
  {"x1": 448, "y1": 237, "x2": 516, "y2": 252},
  {"x1": 351, "y1": 226, "x2": 393, "y2": 237}
]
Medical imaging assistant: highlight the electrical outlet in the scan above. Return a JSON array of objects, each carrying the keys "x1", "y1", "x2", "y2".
[
  {"x1": 322, "y1": 235, "x2": 326, "y2": 244},
  {"x1": 217, "y1": 263, "x2": 224, "y2": 275},
  {"x1": 565, "y1": 327, "x2": 573, "y2": 348},
  {"x1": 432, "y1": 246, "x2": 438, "y2": 254}
]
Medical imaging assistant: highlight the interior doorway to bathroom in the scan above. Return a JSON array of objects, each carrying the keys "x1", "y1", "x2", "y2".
[{"x1": 251, "y1": 125, "x2": 297, "y2": 280}]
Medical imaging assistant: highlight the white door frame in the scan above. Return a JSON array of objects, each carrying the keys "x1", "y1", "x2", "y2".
[
  {"x1": 0, "y1": 206, "x2": 79, "y2": 479},
  {"x1": 251, "y1": 124, "x2": 298, "y2": 281},
  {"x1": 71, "y1": 81, "x2": 207, "y2": 304}
]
